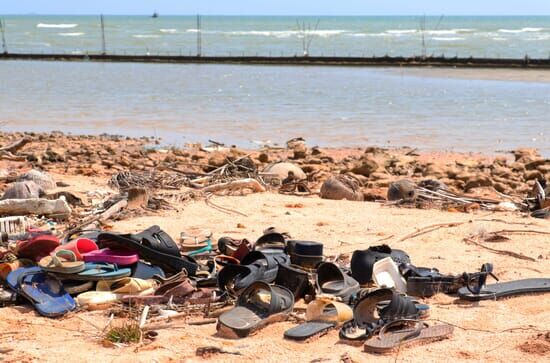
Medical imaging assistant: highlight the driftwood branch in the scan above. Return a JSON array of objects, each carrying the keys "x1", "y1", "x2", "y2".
[
  {"x1": 201, "y1": 178, "x2": 266, "y2": 194},
  {"x1": 396, "y1": 221, "x2": 467, "y2": 242},
  {"x1": 463, "y1": 237, "x2": 536, "y2": 262},
  {"x1": 0, "y1": 198, "x2": 71, "y2": 218},
  {"x1": 0, "y1": 137, "x2": 31, "y2": 153}
]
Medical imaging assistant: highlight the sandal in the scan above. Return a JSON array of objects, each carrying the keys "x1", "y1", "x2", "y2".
[
  {"x1": 217, "y1": 281, "x2": 294, "y2": 338},
  {"x1": 284, "y1": 298, "x2": 353, "y2": 341},
  {"x1": 38, "y1": 250, "x2": 86, "y2": 274},
  {"x1": 316, "y1": 262, "x2": 360, "y2": 304},
  {"x1": 364, "y1": 319, "x2": 453, "y2": 353}
]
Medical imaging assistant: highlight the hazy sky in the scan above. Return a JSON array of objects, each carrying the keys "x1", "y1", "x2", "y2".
[{"x1": 4, "y1": 1, "x2": 550, "y2": 16}]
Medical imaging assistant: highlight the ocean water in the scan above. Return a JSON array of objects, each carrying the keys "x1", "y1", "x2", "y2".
[
  {"x1": 1, "y1": 15, "x2": 550, "y2": 58},
  {"x1": 0, "y1": 60, "x2": 548, "y2": 155}
]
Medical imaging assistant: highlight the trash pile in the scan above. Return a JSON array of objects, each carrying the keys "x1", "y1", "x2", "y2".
[{"x1": 1, "y1": 223, "x2": 549, "y2": 353}]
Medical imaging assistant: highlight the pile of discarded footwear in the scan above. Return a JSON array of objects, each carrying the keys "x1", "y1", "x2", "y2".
[{"x1": 1, "y1": 225, "x2": 549, "y2": 354}]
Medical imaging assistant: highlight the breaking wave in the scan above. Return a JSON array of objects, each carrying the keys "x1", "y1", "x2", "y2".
[
  {"x1": 58, "y1": 32, "x2": 84, "y2": 37},
  {"x1": 37, "y1": 23, "x2": 78, "y2": 28},
  {"x1": 133, "y1": 34, "x2": 161, "y2": 38},
  {"x1": 160, "y1": 29, "x2": 177, "y2": 33},
  {"x1": 498, "y1": 27, "x2": 544, "y2": 33}
]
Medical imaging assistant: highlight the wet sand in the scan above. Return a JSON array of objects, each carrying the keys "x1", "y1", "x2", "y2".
[{"x1": 395, "y1": 67, "x2": 550, "y2": 83}]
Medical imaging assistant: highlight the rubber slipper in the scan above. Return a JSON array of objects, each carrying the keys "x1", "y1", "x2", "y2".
[
  {"x1": 6, "y1": 266, "x2": 76, "y2": 318},
  {"x1": 217, "y1": 237, "x2": 253, "y2": 261},
  {"x1": 275, "y1": 263, "x2": 314, "y2": 300},
  {"x1": 217, "y1": 281, "x2": 294, "y2": 338},
  {"x1": 82, "y1": 248, "x2": 139, "y2": 266},
  {"x1": 62, "y1": 280, "x2": 94, "y2": 295},
  {"x1": 62, "y1": 262, "x2": 131, "y2": 281},
  {"x1": 284, "y1": 299, "x2": 352, "y2": 341},
  {"x1": 15, "y1": 235, "x2": 60, "y2": 261},
  {"x1": 97, "y1": 225, "x2": 198, "y2": 275},
  {"x1": 254, "y1": 228, "x2": 287, "y2": 253},
  {"x1": 125, "y1": 276, "x2": 195, "y2": 305},
  {"x1": 351, "y1": 245, "x2": 410, "y2": 285},
  {"x1": 218, "y1": 251, "x2": 289, "y2": 297},
  {"x1": 458, "y1": 278, "x2": 550, "y2": 301},
  {"x1": 38, "y1": 250, "x2": 86, "y2": 274},
  {"x1": 131, "y1": 261, "x2": 166, "y2": 280},
  {"x1": 364, "y1": 320, "x2": 453, "y2": 353},
  {"x1": 316, "y1": 262, "x2": 360, "y2": 304},
  {"x1": 77, "y1": 278, "x2": 156, "y2": 309},
  {"x1": 339, "y1": 289, "x2": 427, "y2": 343},
  {"x1": 55, "y1": 238, "x2": 98, "y2": 260},
  {"x1": 180, "y1": 230, "x2": 213, "y2": 255}
]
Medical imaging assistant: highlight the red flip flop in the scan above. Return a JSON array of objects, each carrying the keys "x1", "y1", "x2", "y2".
[{"x1": 16, "y1": 235, "x2": 60, "y2": 261}]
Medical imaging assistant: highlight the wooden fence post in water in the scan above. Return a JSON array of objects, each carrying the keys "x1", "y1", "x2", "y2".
[
  {"x1": 100, "y1": 14, "x2": 106, "y2": 55},
  {"x1": 0, "y1": 18, "x2": 7, "y2": 54},
  {"x1": 196, "y1": 14, "x2": 202, "y2": 57}
]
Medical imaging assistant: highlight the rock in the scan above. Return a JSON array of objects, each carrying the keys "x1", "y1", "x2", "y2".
[
  {"x1": 513, "y1": 148, "x2": 540, "y2": 162},
  {"x1": 320, "y1": 175, "x2": 363, "y2": 201},
  {"x1": 291, "y1": 142, "x2": 308, "y2": 159},
  {"x1": 524, "y1": 159, "x2": 548, "y2": 170},
  {"x1": 491, "y1": 166, "x2": 513, "y2": 179},
  {"x1": 118, "y1": 156, "x2": 131, "y2": 167},
  {"x1": 363, "y1": 188, "x2": 387, "y2": 201},
  {"x1": 364, "y1": 146, "x2": 384, "y2": 154},
  {"x1": 0, "y1": 198, "x2": 71, "y2": 218},
  {"x1": 370, "y1": 172, "x2": 390, "y2": 181},
  {"x1": 127, "y1": 187, "x2": 149, "y2": 209},
  {"x1": 17, "y1": 169, "x2": 57, "y2": 190},
  {"x1": 455, "y1": 172, "x2": 473, "y2": 182},
  {"x1": 493, "y1": 182, "x2": 508, "y2": 193},
  {"x1": 350, "y1": 157, "x2": 379, "y2": 177},
  {"x1": 422, "y1": 163, "x2": 446, "y2": 178},
  {"x1": 537, "y1": 164, "x2": 550, "y2": 174},
  {"x1": 208, "y1": 152, "x2": 228, "y2": 168},
  {"x1": 343, "y1": 172, "x2": 368, "y2": 186},
  {"x1": 1, "y1": 181, "x2": 44, "y2": 200},
  {"x1": 262, "y1": 162, "x2": 306, "y2": 181},
  {"x1": 418, "y1": 179, "x2": 448, "y2": 191},
  {"x1": 464, "y1": 174, "x2": 493, "y2": 191},
  {"x1": 510, "y1": 162, "x2": 526, "y2": 172},
  {"x1": 258, "y1": 153, "x2": 269, "y2": 163},
  {"x1": 524, "y1": 170, "x2": 543, "y2": 181},
  {"x1": 387, "y1": 179, "x2": 417, "y2": 201},
  {"x1": 311, "y1": 147, "x2": 322, "y2": 156},
  {"x1": 493, "y1": 156, "x2": 508, "y2": 167},
  {"x1": 306, "y1": 158, "x2": 323, "y2": 165}
]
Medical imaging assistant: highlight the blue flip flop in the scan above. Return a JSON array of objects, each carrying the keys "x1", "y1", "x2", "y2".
[
  {"x1": 6, "y1": 267, "x2": 76, "y2": 318},
  {"x1": 62, "y1": 263, "x2": 132, "y2": 281}
]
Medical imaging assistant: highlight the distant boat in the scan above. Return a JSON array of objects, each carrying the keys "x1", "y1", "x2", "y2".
[{"x1": 151, "y1": 11, "x2": 159, "y2": 18}]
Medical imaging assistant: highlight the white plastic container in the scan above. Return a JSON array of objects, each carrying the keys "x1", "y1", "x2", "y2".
[
  {"x1": 0, "y1": 216, "x2": 31, "y2": 240},
  {"x1": 372, "y1": 257, "x2": 407, "y2": 293}
]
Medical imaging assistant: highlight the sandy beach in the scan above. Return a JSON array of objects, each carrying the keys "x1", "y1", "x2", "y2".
[{"x1": 0, "y1": 132, "x2": 548, "y2": 362}]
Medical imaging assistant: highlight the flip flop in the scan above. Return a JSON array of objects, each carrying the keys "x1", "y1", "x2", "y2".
[
  {"x1": 284, "y1": 299, "x2": 353, "y2": 341},
  {"x1": 82, "y1": 248, "x2": 139, "y2": 266},
  {"x1": 77, "y1": 278, "x2": 157, "y2": 310},
  {"x1": 6, "y1": 266, "x2": 76, "y2": 318},
  {"x1": 38, "y1": 250, "x2": 86, "y2": 274},
  {"x1": 217, "y1": 281, "x2": 294, "y2": 339},
  {"x1": 15, "y1": 235, "x2": 60, "y2": 261},
  {"x1": 125, "y1": 275, "x2": 195, "y2": 305},
  {"x1": 275, "y1": 263, "x2": 314, "y2": 300},
  {"x1": 217, "y1": 237, "x2": 253, "y2": 261},
  {"x1": 97, "y1": 225, "x2": 198, "y2": 275},
  {"x1": 458, "y1": 278, "x2": 550, "y2": 301},
  {"x1": 372, "y1": 257, "x2": 407, "y2": 293},
  {"x1": 364, "y1": 320, "x2": 453, "y2": 353},
  {"x1": 55, "y1": 238, "x2": 98, "y2": 260},
  {"x1": 61, "y1": 262, "x2": 131, "y2": 281},
  {"x1": 131, "y1": 261, "x2": 165, "y2": 280},
  {"x1": 316, "y1": 262, "x2": 360, "y2": 304}
]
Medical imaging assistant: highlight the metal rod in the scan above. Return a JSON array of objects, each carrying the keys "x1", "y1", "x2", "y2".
[
  {"x1": 100, "y1": 14, "x2": 106, "y2": 55},
  {"x1": 0, "y1": 18, "x2": 7, "y2": 54}
]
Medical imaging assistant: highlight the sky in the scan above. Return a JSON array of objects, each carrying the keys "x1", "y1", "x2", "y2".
[{"x1": 3, "y1": 1, "x2": 550, "y2": 16}]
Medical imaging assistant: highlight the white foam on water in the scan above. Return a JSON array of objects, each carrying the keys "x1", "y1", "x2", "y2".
[
  {"x1": 186, "y1": 28, "x2": 199, "y2": 33},
  {"x1": 386, "y1": 29, "x2": 417, "y2": 34},
  {"x1": 133, "y1": 34, "x2": 161, "y2": 38},
  {"x1": 37, "y1": 23, "x2": 78, "y2": 28},
  {"x1": 492, "y1": 37, "x2": 507, "y2": 41},
  {"x1": 220, "y1": 30, "x2": 348, "y2": 38},
  {"x1": 160, "y1": 29, "x2": 177, "y2": 33},
  {"x1": 58, "y1": 32, "x2": 84, "y2": 37},
  {"x1": 432, "y1": 37, "x2": 465, "y2": 41},
  {"x1": 498, "y1": 27, "x2": 544, "y2": 33}
]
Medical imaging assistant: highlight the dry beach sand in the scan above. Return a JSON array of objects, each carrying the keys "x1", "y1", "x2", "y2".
[{"x1": 0, "y1": 133, "x2": 548, "y2": 362}]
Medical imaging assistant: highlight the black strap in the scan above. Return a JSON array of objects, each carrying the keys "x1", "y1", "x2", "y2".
[{"x1": 463, "y1": 263, "x2": 498, "y2": 295}]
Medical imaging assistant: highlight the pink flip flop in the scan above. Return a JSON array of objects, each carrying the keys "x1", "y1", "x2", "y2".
[
  {"x1": 55, "y1": 238, "x2": 98, "y2": 261},
  {"x1": 82, "y1": 248, "x2": 139, "y2": 266}
]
